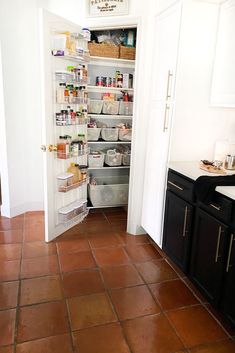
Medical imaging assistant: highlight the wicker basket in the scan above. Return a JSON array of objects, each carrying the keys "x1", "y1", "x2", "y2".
[
  {"x1": 119, "y1": 45, "x2": 136, "y2": 60},
  {"x1": 88, "y1": 42, "x2": 119, "y2": 58}
]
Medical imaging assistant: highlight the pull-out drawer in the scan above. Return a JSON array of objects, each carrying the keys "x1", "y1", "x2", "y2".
[
  {"x1": 167, "y1": 170, "x2": 194, "y2": 203},
  {"x1": 199, "y1": 192, "x2": 233, "y2": 224}
]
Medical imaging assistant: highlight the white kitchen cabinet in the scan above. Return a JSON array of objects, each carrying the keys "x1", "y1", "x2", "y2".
[
  {"x1": 211, "y1": 0, "x2": 235, "y2": 107},
  {"x1": 142, "y1": 0, "x2": 220, "y2": 247}
]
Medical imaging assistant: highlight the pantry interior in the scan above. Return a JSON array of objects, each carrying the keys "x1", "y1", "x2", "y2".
[{"x1": 42, "y1": 10, "x2": 139, "y2": 241}]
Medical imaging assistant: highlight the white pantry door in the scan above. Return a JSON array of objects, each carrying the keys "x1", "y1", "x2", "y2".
[
  {"x1": 39, "y1": 10, "x2": 88, "y2": 242},
  {"x1": 141, "y1": 2, "x2": 182, "y2": 247}
]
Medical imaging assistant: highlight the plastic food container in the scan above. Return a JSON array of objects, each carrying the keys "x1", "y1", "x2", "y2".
[
  {"x1": 88, "y1": 152, "x2": 105, "y2": 168},
  {"x1": 58, "y1": 200, "x2": 87, "y2": 223},
  {"x1": 87, "y1": 128, "x2": 101, "y2": 141},
  {"x1": 122, "y1": 153, "x2": 131, "y2": 166},
  {"x1": 119, "y1": 102, "x2": 133, "y2": 116},
  {"x1": 88, "y1": 176, "x2": 129, "y2": 206},
  {"x1": 101, "y1": 128, "x2": 119, "y2": 141},
  {"x1": 57, "y1": 172, "x2": 74, "y2": 192},
  {"x1": 119, "y1": 129, "x2": 132, "y2": 141},
  {"x1": 88, "y1": 100, "x2": 103, "y2": 114},
  {"x1": 105, "y1": 150, "x2": 122, "y2": 166},
  {"x1": 102, "y1": 101, "x2": 119, "y2": 115},
  {"x1": 55, "y1": 71, "x2": 73, "y2": 82}
]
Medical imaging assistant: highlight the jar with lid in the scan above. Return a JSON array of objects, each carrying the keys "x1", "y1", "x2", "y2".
[
  {"x1": 57, "y1": 135, "x2": 71, "y2": 159},
  {"x1": 82, "y1": 28, "x2": 91, "y2": 41}
]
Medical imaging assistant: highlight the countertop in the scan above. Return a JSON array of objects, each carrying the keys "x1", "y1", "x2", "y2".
[{"x1": 168, "y1": 161, "x2": 235, "y2": 200}]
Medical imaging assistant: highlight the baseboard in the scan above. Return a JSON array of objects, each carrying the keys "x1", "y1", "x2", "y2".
[{"x1": 1, "y1": 201, "x2": 44, "y2": 218}]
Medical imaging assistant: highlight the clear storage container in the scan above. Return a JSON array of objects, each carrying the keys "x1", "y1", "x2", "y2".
[
  {"x1": 119, "y1": 102, "x2": 133, "y2": 116},
  {"x1": 58, "y1": 200, "x2": 87, "y2": 223},
  {"x1": 122, "y1": 153, "x2": 131, "y2": 166},
  {"x1": 88, "y1": 100, "x2": 103, "y2": 114},
  {"x1": 88, "y1": 152, "x2": 105, "y2": 168},
  {"x1": 57, "y1": 172, "x2": 74, "y2": 192},
  {"x1": 101, "y1": 128, "x2": 119, "y2": 141},
  {"x1": 105, "y1": 150, "x2": 122, "y2": 166},
  {"x1": 119, "y1": 129, "x2": 132, "y2": 141},
  {"x1": 55, "y1": 70, "x2": 73, "y2": 82},
  {"x1": 88, "y1": 176, "x2": 129, "y2": 207},
  {"x1": 102, "y1": 101, "x2": 120, "y2": 115},
  {"x1": 87, "y1": 128, "x2": 101, "y2": 141}
]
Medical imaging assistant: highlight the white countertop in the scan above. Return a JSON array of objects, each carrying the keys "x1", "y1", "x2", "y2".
[{"x1": 168, "y1": 161, "x2": 235, "y2": 200}]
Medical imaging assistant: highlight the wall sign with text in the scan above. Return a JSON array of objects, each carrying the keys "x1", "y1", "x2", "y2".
[{"x1": 87, "y1": 0, "x2": 129, "y2": 17}]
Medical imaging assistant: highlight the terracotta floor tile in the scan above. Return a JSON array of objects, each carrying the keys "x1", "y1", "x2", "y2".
[
  {"x1": 59, "y1": 250, "x2": 96, "y2": 273},
  {"x1": 166, "y1": 305, "x2": 227, "y2": 348},
  {"x1": 117, "y1": 233, "x2": 151, "y2": 246},
  {"x1": 183, "y1": 278, "x2": 209, "y2": 304},
  {"x1": 22, "y1": 241, "x2": 56, "y2": 258},
  {"x1": 110, "y1": 285, "x2": 161, "y2": 320},
  {"x1": 0, "y1": 347, "x2": 14, "y2": 353},
  {"x1": 20, "y1": 275, "x2": 63, "y2": 306},
  {"x1": 93, "y1": 247, "x2": 130, "y2": 266},
  {"x1": 24, "y1": 224, "x2": 45, "y2": 242},
  {"x1": 68, "y1": 292, "x2": 117, "y2": 330},
  {"x1": 62, "y1": 269, "x2": 104, "y2": 297},
  {"x1": 56, "y1": 238, "x2": 90, "y2": 254},
  {"x1": 100, "y1": 264, "x2": 144, "y2": 289},
  {"x1": 125, "y1": 244, "x2": 162, "y2": 263},
  {"x1": 205, "y1": 303, "x2": 235, "y2": 336},
  {"x1": 189, "y1": 339, "x2": 235, "y2": 353},
  {"x1": 106, "y1": 212, "x2": 127, "y2": 222},
  {"x1": 0, "y1": 281, "x2": 19, "y2": 309},
  {"x1": 20, "y1": 255, "x2": 59, "y2": 279},
  {"x1": 123, "y1": 313, "x2": 184, "y2": 353},
  {"x1": 83, "y1": 221, "x2": 111, "y2": 234},
  {"x1": 0, "y1": 230, "x2": 23, "y2": 244},
  {"x1": 136, "y1": 259, "x2": 178, "y2": 284},
  {"x1": 0, "y1": 260, "x2": 20, "y2": 282},
  {"x1": 0, "y1": 309, "x2": 16, "y2": 346},
  {"x1": 16, "y1": 333, "x2": 73, "y2": 353},
  {"x1": 0, "y1": 244, "x2": 22, "y2": 261},
  {"x1": 0, "y1": 216, "x2": 24, "y2": 231},
  {"x1": 89, "y1": 234, "x2": 122, "y2": 249},
  {"x1": 73, "y1": 323, "x2": 130, "y2": 353},
  {"x1": 17, "y1": 301, "x2": 69, "y2": 343},
  {"x1": 110, "y1": 221, "x2": 127, "y2": 231},
  {"x1": 150, "y1": 279, "x2": 199, "y2": 311}
]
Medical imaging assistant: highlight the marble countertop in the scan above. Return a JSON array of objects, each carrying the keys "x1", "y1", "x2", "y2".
[{"x1": 168, "y1": 161, "x2": 235, "y2": 200}]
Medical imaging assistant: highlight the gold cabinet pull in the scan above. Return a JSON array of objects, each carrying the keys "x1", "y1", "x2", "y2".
[
  {"x1": 48, "y1": 144, "x2": 57, "y2": 152},
  {"x1": 182, "y1": 206, "x2": 188, "y2": 237},
  {"x1": 168, "y1": 180, "x2": 183, "y2": 191},
  {"x1": 210, "y1": 203, "x2": 221, "y2": 211},
  {"x1": 215, "y1": 226, "x2": 222, "y2": 263},
  {"x1": 226, "y1": 233, "x2": 234, "y2": 272},
  {"x1": 163, "y1": 104, "x2": 170, "y2": 132},
  {"x1": 166, "y1": 70, "x2": 173, "y2": 100}
]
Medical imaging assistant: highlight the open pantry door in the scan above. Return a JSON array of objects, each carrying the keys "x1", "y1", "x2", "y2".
[{"x1": 39, "y1": 9, "x2": 89, "y2": 242}]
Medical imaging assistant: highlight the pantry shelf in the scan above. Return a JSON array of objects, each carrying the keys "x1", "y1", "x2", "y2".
[
  {"x1": 56, "y1": 149, "x2": 89, "y2": 159},
  {"x1": 58, "y1": 177, "x2": 88, "y2": 193},
  {"x1": 89, "y1": 56, "x2": 135, "y2": 68},
  {"x1": 88, "y1": 141, "x2": 131, "y2": 145},
  {"x1": 88, "y1": 114, "x2": 132, "y2": 119},
  {"x1": 88, "y1": 86, "x2": 134, "y2": 94},
  {"x1": 58, "y1": 209, "x2": 89, "y2": 227},
  {"x1": 56, "y1": 118, "x2": 88, "y2": 126},
  {"x1": 53, "y1": 54, "x2": 90, "y2": 64},
  {"x1": 88, "y1": 166, "x2": 130, "y2": 170}
]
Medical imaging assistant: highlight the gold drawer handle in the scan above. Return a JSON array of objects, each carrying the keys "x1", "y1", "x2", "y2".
[
  {"x1": 210, "y1": 203, "x2": 221, "y2": 211},
  {"x1": 226, "y1": 234, "x2": 234, "y2": 273},
  {"x1": 168, "y1": 180, "x2": 183, "y2": 191}
]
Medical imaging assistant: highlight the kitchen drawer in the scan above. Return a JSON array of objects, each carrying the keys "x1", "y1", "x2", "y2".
[
  {"x1": 167, "y1": 170, "x2": 194, "y2": 203},
  {"x1": 198, "y1": 192, "x2": 233, "y2": 224}
]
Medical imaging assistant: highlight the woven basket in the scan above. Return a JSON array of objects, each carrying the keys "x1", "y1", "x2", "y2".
[
  {"x1": 88, "y1": 42, "x2": 119, "y2": 58},
  {"x1": 119, "y1": 45, "x2": 136, "y2": 60}
]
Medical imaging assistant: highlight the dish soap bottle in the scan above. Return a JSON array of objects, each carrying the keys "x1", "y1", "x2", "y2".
[{"x1": 67, "y1": 163, "x2": 80, "y2": 184}]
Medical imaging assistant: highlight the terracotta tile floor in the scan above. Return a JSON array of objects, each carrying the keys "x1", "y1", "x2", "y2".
[{"x1": 0, "y1": 209, "x2": 234, "y2": 353}]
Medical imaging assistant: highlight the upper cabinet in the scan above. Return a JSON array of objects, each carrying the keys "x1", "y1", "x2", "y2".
[{"x1": 211, "y1": 0, "x2": 235, "y2": 107}]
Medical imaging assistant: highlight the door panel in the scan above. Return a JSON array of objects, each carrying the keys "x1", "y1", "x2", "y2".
[{"x1": 39, "y1": 10, "x2": 88, "y2": 241}]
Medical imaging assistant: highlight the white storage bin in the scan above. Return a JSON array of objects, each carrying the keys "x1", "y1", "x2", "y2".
[
  {"x1": 119, "y1": 102, "x2": 133, "y2": 116},
  {"x1": 123, "y1": 153, "x2": 131, "y2": 166},
  {"x1": 88, "y1": 100, "x2": 103, "y2": 114},
  {"x1": 105, "y1": 150, "x2": 122, "y2": 166},
  {"x1": 101, "y1": 128, "x2": 119, "y2": 141},
  {"x1": 88, "y1": 176, "x2": 129, "y2": 207},
  {"x1": 102, "y1": 101, "x2": 119, "y2": 115},
  {"x1": 57, "y1": 172, "x2": 74, "y2": 192},
  {"x1": 87, "y1": 128, "x2": 101, "y2": 141},
  {"x1": 119, "y1": 129, "x2": 132, "y2": 141},
  {"x1": 58, "y1": 200, "x2": 87, "y2": 223},
  {"x1": 88, "y1": 153, "x2": 105, "y2": 168}
]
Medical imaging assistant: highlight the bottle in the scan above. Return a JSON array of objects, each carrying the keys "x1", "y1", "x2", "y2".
[
  {"x1": 57, "y1": 83, "x2": 66, "y2": 103},
  {"x1": 57, "y1": 136, "x2": 70, "y2": 159},
  {"x1": 67, "y1": 163, "x2": 79, "y2": 184}
]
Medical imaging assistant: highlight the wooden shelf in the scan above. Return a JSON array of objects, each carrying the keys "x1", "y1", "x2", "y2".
[
  {"x1": 88, "y1": 86, "x2": 134, "y2": 94},
  {"x1": 88, "y1": 114, "x2": 132, "y2": 119},
  {"x1": 89, "y1": 56, "x2": 135, "y2": 68}
]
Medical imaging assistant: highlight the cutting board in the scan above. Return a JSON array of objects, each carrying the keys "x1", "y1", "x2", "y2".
[{"x1": 199, "y1": 163, "x2": 226, "y2": 175}]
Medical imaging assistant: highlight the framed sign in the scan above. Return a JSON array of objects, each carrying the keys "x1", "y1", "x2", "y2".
[{"x1": 87, "y1": 0, "x2": 129, "y2": 17}]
